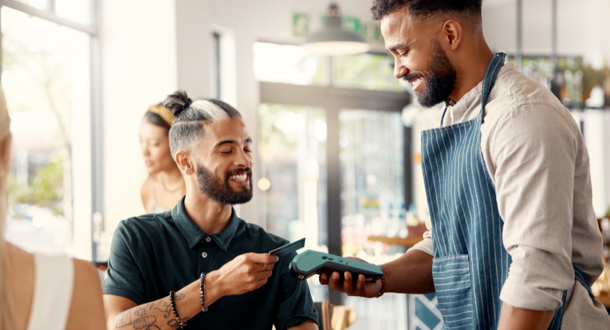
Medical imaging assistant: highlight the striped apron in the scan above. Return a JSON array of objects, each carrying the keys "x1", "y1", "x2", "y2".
[{"x1": 421, "y1": 53, "x2": 593, "y2": 329}]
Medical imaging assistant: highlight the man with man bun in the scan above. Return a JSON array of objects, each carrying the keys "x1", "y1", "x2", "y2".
[
  {"x1": 103, "y1": 91, "x2": 318, "y2": 330},
  {"x1": 320, "y1": 1, "x2": 610, "y2": 329}
]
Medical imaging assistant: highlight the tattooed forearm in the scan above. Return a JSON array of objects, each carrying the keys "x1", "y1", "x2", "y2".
[
  {"x1": 154, "y1": 302, "x2": 172, "y2": 318},
  {"x1": 114, "y1": 291, "x2": 190, "y2": 330},
  {"x1": 167, "y1": 317, "x2": 190, "y2": 329},
  {"x1": 132, "y1": 316, "x2": 159, "y2": 330},
  {"x1": 116, "y1": 310, "x2": 132, "y2": 328}
]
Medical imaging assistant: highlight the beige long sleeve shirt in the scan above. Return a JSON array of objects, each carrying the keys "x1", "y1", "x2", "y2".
[{"x1": 412, "y1": 61, "x2": 610, "y2": 327}]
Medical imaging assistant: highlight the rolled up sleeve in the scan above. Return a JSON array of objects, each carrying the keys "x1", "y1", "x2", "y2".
[
  {"x1": 489, "y1": 103, "x2": 578, "y2": 311},
  {"x1": 412, "y1": 217, "x2": 434, "y2": 256}
]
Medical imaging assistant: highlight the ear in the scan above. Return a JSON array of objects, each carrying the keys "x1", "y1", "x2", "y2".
[
  {"x1": 440, "y1": 20, "x2": 462, "y2": 51},
  {"x1": 175, "y1": 150, "x2": 196, "y2": 175}
]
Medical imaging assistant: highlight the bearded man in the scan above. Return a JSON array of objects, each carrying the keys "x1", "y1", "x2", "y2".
[
  {"x1": 320, "y1": 1, "x2": 610, "y2": 329},
  {"x1": 103, "y1": 91, "x2": 318, "y2": 330}
]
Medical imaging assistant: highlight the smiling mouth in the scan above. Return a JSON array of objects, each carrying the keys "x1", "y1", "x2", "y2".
[
  {"x1": 404, "y1": 73, "x2": 424, "y2": 91},
  {"x1": 229, "y1": 173, "x2": 248, "y2": 182},
  {"x1": 410, "y1": 77, "x2": 423, "y2": 90}
]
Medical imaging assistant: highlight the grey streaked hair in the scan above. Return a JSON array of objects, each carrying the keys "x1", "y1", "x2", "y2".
[{"x1": 162, "y1": 90, "x2": 242, "y2": 158}]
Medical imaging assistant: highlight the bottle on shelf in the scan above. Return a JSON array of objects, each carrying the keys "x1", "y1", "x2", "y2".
[
  {"x1": 397, "y1": 203, "x2": 408, "y2": 238},
  {"x1": 550, "y1": 65, "x2": 564, "y2": 101}
]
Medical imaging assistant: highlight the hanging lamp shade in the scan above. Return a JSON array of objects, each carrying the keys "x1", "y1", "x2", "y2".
[{"x1": 302, "y1": 3, "x2": 370, "y2": 56}]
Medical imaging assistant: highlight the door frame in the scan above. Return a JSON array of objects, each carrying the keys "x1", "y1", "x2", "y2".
[{"x1": 260, "y1": 81, "x2": 411, "y2": 304}]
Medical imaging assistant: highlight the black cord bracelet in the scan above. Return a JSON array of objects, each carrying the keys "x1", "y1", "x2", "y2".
[
  {"x1": 169, "y1": 290, "x2": 187, "y2": 329},
  {"x1": 200, "y1": 272, "x2": 208, "y2": 312}
]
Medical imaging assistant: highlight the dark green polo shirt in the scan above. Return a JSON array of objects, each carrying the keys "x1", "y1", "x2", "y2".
[{"x1": 103, "y1": 197, "x2": 318, "y2": 329}]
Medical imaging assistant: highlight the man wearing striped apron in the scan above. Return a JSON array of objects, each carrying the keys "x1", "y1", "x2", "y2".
[{"x1": 320, "y1": 1, "x2": 610, "y2": 328}]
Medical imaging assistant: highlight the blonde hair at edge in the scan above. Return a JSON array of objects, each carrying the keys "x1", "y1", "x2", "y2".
[{"x1": 0, "y1": 86, "x2": 14, "y2": 330}]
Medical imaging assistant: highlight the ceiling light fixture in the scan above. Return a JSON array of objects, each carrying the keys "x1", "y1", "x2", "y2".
[{"x1": 301, "y1": 3, "x2": 370, "y2": 56}]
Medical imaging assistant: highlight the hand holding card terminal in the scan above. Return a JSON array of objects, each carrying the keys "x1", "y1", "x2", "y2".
[{"x1": 290, "y1": 250, "x2": 383, "y2": 283}]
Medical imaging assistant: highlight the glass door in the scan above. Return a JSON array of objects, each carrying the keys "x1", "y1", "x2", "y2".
[
  {"x1": 339, "y1": 109, "x2": 408, "y2": 330},
  {"x1": 258, "y1": 102, "x2": 329, "y2": 302}
]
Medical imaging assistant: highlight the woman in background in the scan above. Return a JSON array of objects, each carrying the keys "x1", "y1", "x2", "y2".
[
  {"x1": 0, "y1": 87, "x2": 106, "y2": 330},
  {"x1": 139, "y1": 104, "x2": 185, "y2": 213}
]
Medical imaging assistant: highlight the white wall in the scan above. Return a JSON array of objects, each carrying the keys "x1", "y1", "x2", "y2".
[
  {"x1": 101, "y1": 0, "x2": 177, "y2": 232},
  {"x1": 581, "y1": 111, "x2": 610, "y2": 217},
  {"x1": 483, "y1": 0, "x2": 610, "y2": 68}
]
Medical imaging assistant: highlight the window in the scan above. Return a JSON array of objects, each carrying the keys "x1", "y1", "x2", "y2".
[
  {"x1": 253, "y1": 42, "x2": 328, "y2": 86},
  {"x1": 253, "y1": 41, "x2": 400, "y2": 91},
  {"x1": 256, "y1": 42, "x2": 411, "y2": 329},
  {"x1": 1, "y1": 0, "x2": 100, "y2": 260}
]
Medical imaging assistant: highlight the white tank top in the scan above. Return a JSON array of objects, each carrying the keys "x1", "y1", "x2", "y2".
[{"x1": 26, "y1": 253, "x2": 74, "y2": 330}]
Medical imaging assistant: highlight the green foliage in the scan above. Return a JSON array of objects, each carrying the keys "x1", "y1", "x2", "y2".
[
  {"x1": 582, "y1": 64, "x2": 606, "y2": 96},
  {"x1": 7, "y1": 153, "x2": 64, "y2": 216}
]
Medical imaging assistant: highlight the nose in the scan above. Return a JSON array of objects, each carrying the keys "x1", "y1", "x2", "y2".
[
  {"x1": 141, "y1": 143, "x2": 150, "y2": 156},
  {"x1": 394, "y1": 58, "x2": 408, "y2": 79},
  {"x1": 235, "y1": 148, "x2": 253, "y2": 168}
]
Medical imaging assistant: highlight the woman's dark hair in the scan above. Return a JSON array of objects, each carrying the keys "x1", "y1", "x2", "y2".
[
  {"x1": 371, "y1": 0, "x2": 482, "y2": 21},
  {"x1": 162, "y1": 90, "x2": 242, "y2": 157},
  {"x1": 144, "y1": 109, "x2": 171, "y2": 131}
]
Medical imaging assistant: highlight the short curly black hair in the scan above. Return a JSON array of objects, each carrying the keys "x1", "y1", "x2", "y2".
[{"x1": 371, "y1": 0, "x2": 482, "y2": 21}]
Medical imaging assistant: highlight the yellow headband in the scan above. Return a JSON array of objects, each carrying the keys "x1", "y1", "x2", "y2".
[{"x1": 146, "y1": 104, "x2": 174, "y2": 127}]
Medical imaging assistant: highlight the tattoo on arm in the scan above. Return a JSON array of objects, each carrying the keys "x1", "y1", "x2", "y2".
[
  {"x1": 133, "y1": 307, "x2": 146, "y2": 316},
  {"x1": 116, "y1": 310, "x2": 132, "y2": 328},
  {"x1": 154, "y1": 301, "x2": 172, "y2": 318},
  {"x1": 167, "y1": 317, "x2": 190, "y2": 329},
  {"x1": 132, "y1": 315, "x2": 160, "y2": 330},
  {"x1": 116, "y1": 295, "x2": 185, "y2": 329}
]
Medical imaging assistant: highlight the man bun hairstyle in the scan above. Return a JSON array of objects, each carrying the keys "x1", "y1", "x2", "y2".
[
  {"x1": 162, "y1": 90, "x2": 242, "y2": 158},
  {"x1": 371, "y1": 0, "x2": 482, "y2": 21}
]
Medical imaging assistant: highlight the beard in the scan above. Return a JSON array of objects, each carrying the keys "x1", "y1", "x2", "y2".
[
  {"x1": 405, "y1": 40, "x2": 457, "y2": 108},
  {"x1": 196, "y1": 163, "x2": 253, "y2": 205}
]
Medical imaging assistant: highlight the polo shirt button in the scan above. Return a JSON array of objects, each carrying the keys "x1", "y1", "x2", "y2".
[
  {"x1": 202, "y1": 252, "x2": 208, "y2": 258},
  {"x1": 206, "y1": 237, "x2": 211, "y2": 243}
]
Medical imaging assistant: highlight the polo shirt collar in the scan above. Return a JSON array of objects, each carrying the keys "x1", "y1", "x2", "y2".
[{"x1": 171, "y1": 197, "x2": 240, "y2": 251}]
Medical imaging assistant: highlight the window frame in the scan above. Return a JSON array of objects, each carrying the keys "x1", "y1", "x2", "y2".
[
  {"x1": 0, "y1": 0, "x2": 103, "y2": 262},
  {"x1": 260, "y1": 76, "x2": 412, "y2": 305}
]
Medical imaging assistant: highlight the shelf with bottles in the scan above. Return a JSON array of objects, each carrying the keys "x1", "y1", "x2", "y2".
[
  {"x1": 506, "y1": 55, "x2": 610, "y2": 109},
  {"x1": 341, "y1": 201, "x2": 427, "y2": 257}
]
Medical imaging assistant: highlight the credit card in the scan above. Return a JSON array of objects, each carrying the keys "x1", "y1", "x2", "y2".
[{"x1": 269, "y1": 238, "x2": 305, "y2": 257}]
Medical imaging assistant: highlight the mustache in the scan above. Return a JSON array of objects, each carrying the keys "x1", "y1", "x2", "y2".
[
  {"x1": 225, "y1": 168, "x2": 252, "y2": 179},
  {"x1": 403, "y1": 72, "x2": 424, "y2": 81}
]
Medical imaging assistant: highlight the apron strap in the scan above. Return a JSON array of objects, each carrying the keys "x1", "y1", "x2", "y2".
[
  {"x1": 479, "y1": 53, "x2": 506, "y2": 122},
  {"x1": 573, "y1": 265, "x2": 595, "y2": 298}
]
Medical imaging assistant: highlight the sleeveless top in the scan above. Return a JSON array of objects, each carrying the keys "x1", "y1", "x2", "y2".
[
  {"x1": 149, "y1": 174, "x2": 169, "y2": 213},
  {"x1": 27, "y1": 253, "x2": 74, "y2": 330}
]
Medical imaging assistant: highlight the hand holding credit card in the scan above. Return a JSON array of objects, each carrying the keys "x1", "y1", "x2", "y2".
[{"x1": 268, "y1": 238, "x2": 305, "y2": 257}]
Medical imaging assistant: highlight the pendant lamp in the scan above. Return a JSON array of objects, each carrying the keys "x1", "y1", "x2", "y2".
[{"x1": 301, "y1": 3, "x2": 370, "y2": 56}]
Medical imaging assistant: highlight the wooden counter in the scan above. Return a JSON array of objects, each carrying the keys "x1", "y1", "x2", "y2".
[{"x1": 369, "y1": 235, "x2": 610, "y2": 309}]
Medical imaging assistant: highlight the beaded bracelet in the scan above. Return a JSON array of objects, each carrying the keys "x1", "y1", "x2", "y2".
[
  {"x1": 200, "y1": 272, "x2": 209, "y2": 312},
  {"x1": 376, "y1": 275, "x2": 387, "y2": 298},
  {"x1": 169, "y1": 290, "x2": 187, "y2": 329}
]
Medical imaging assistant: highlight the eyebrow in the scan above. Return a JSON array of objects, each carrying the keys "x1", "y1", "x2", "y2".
[
  {"x1": 388, "y1": 43, "x2": 407, "y2": 52},
  {"x1": 214, "y1": 137, "x2": 253, "y2": 147}
]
